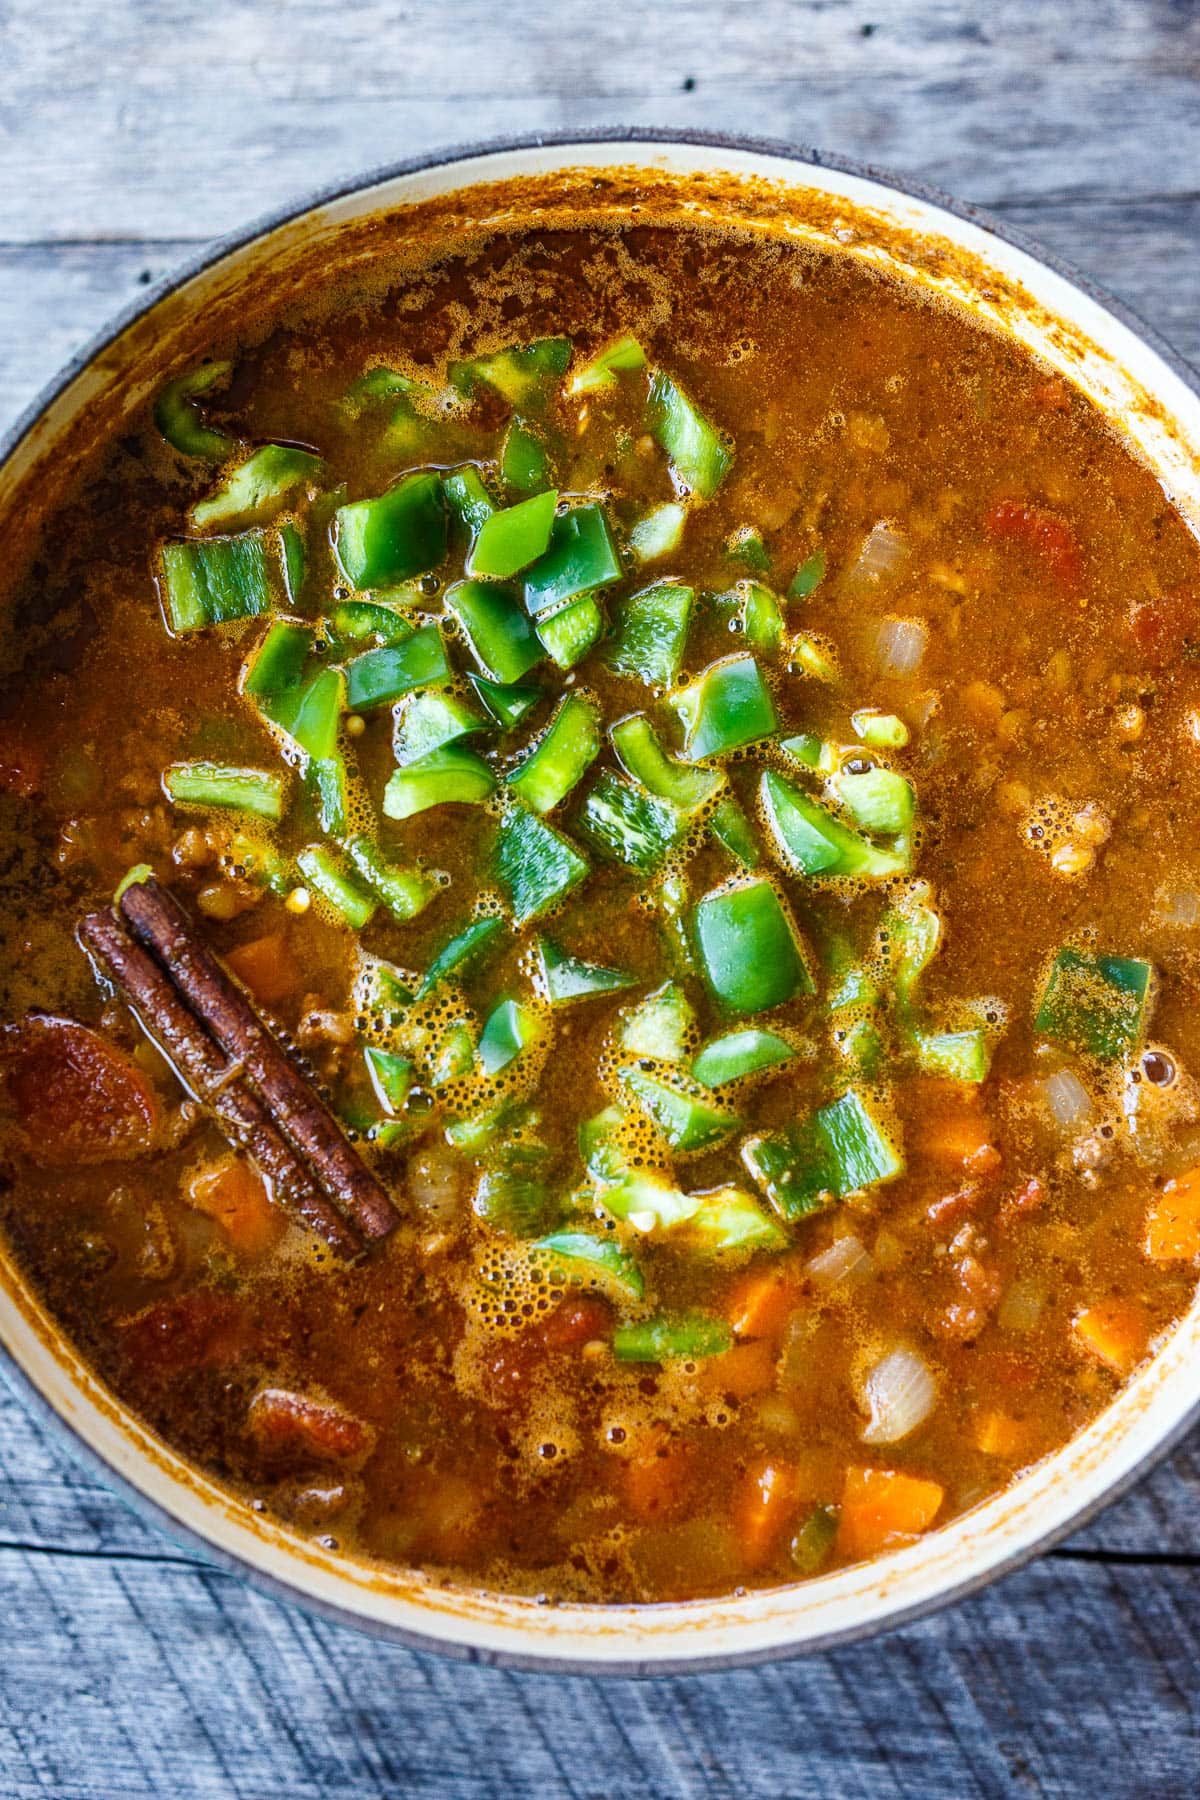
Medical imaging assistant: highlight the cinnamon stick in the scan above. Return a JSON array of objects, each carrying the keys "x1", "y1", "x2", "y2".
[
  {"x1": 118, "y1": 877, "x2": 398, "y2": 1242},
  {"x1": 80, "y1": 909, "x2": 364, "y2": 1260}
]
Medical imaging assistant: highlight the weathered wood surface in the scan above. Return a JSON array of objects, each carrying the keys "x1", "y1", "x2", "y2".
[{"x1": 2, "y1": 2, "x2": 1199, "y2": 1794}]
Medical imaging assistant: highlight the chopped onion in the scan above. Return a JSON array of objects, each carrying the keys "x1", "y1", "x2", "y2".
[
  {"x1": 997, "y1": 1278, "x2": 1046, "y2": 1334},
  {"x1": 1155, "y1": 886, "x2": 1200, "y2": 928},
  {"x1": 849, "y1": 521, "x2": 906, "y2": 587},
  {"x1": 1039, "y1": 1068, "x2": 1092, "y2": 1133},
  {"x1": 859, "y1": 1348, "x2": 937, "y2": 1445},
  {"x1": 874, "y1": 615, "x2": 928, "y2": 676},
  {"x1": 807, "y1": 1234, "x2": 872, "y2": 1284}
]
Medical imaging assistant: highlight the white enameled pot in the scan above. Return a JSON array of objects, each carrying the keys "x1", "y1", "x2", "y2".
[{"x1": 2, "y1": 134, "x2": 1199, "y2": 1675}]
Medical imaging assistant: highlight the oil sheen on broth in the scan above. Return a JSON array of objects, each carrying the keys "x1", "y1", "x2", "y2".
[{"x1": 1, "y1": 219, "x2": 1199, "y2": 1605}]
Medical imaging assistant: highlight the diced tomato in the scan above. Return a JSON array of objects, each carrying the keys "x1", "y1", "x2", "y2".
[
  {"x1": 2, "y1": 1015, "x2": 159, "y2": 1164},
  {"x1": 734, "y1": 1460, "x2": 801, "y2": 1569},
  {"x1": 836, "y1": 1465, "x2": 944, "y2": 1560},
  {"x1": 985, "y1": 498, "x2": 1082, "y2": 584},
  {"x1": 1127, "y1": 589, "x2": 1200, "y2": 669},
  {"x1": 248, "y1": 1386, "x2": 373, "y2": 1461},
  {"x1": 539, "y1": 1292, "x2": 612, "y2": 1351},
  {"x1": 117, "y1": 1290, "x2": 251, "y2": 1377},
  {"x1": 183, "y1": 1153, "x2": 284, "y2": 1257}
]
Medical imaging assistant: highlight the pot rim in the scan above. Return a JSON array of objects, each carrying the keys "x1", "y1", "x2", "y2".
[{"x1": 2, "y1": 129, "x2": 1198, "y2": 1676}]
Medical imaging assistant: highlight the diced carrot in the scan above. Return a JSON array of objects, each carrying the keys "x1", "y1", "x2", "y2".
[
  {"x1": 975, "y1": 1410, "x2": 1028, "y2": 1458},
  {"x1": 918, "y1": 1108, "x2": 998, "y2": 1169},
  {"x1": 2, "y1": 1015, "x2": 159, "y2": 1164},
  {"x1": 700, "y1": 1338, "x2": 778, "y2": 1400},
  {"x1": 183, "y1": 1152, "x2": 284, "y2": 1256},
  {"x1": 836, "y1": 1465, "x2": 944, "y2": 1561},
  {"x1": 623, "y1": 1433, "x2": 692, "y2": 1522},
  {"x1": 734, "y1": 1461, "x2": 801, "y2": 1570},
  {"x1": 1072, "y1": 1300, "x2": 1150, "y2": 1376},
  {"x1": 727, "y1": 1267, "x2": 798, "y2": 1341},
  {"x1": 248, "y1": 1386, "x2": 373, "y2": 1461},
  {"x1": 224, "y1": 932, "x2": 298, "y2": 1006},
  {"x1": 985, "y1": 498, "x2": 1082, "y2": 584},
  {"x1": 1144, "y1": 1169, "x2": 1200, "y2": 1262}
]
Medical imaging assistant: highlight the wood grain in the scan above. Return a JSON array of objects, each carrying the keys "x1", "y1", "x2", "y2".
[{"x1": 2, "y1": 1, "x2": 1199, "y2": 1794}]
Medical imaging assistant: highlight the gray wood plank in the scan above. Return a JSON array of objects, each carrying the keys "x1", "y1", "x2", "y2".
[
  {"x1": 0, "y1": 1547, "x2": 1196, "y2": 1799},
  {"x1": 1, "y1": 0, "x2": 1199, "y2": 242}
]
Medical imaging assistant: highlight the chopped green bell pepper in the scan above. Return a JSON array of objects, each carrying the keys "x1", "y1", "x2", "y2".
[
  {"x1": 392, "y1": 689, "x2": 488, "y2": 766},
  {"x1": 530, "y1": 1231, "x2": 645, "y2": 1301},
  {"x1": 507, "y1": 692, "x2": 601, "y2": 814},
  {"x1": 382, "y1": 745, "x2": 496, "y2": 819},
  {"x1": 445, "y1": 580, "x2": 542, "y2": 684},
  {"x1": 911, "y1": 1027, "x2": 991, "y2": 1083},
  {"x1": 467, "y1": 673, "x2": 542, "y2": 729},
  {"x1": 851, "y1": 708, "x2": 910, "y2": 748},
  {"x1": 743, "y1": 1090, "x2": 904, "y2": 1220},
  {"x1": 579, "y1": 771, "x2": 687, "y2": 872},
  {"x1": 363, "y1": 1045, "x2": 413, "y2": 1115},
  {"x1": 449, "y1": 337, "x2": 572, "y2": 406},
  {"x1": 1035, "y1": 946, "x2": 1154, "y2": 1062},
  {"x1": 725, "y1": 525, "x2": 771, "y2": 574},
  {"x1": 345, "y1": 833, "x2": 438, "y2": 922},
  {"x1": 417, "y1": 917, "x2": 506, "y2": 998},
  {"x1": 333, "y1": 469, "x2": 447, "y2": 590},
  {"x1": 604, "y1": 580, "x2": 693, "y2": 688},
  {"x1": 629, "y1": 503, "x2": 687, "y2": 563},
  {"x1": 620, "y1": 1065, "x2": 740, "y2": 1153},
  {"x1": 789, "y1": 549, "x2": 827, "y2": 599},
  {"x1": 759, "y1": 769, "x2": 910, "y2": 881},
  {"x1": 692, "y1": 1028, "x2": 796, "y2": 1088},
  {"x1": 610, "y1": 713, "x2": 722, "y2": 813},
  {"x1": 646, "y1": 370, "x2": 730, "y2": 500},
  {"x1": 344, "y1": 625, "x2": 450, "y2": 711},
  {"x1": 467, "y1": 489, "x2": 559, "y2": 580},
  {"x1": 534, "y1": 936, "x2": 634, "y2": 1006},
  {"x1": 162, "y1": 761, "x2": 285, "y2": 822},
  {"x1": 478, "y1": 996, "x2": 545, "y2": 1075},
  {"x1": 154, "y1": 361, "x2": 235, "y2": 462},
  {"x1": 682, "y1": 1186, "x2": 788, "y2": 1252},
  {"x1": 693, "y1": 879, "x2": 815, "y2": 1015},
  {"x1": 620, "y1": 981, "x2": 696, "y2": 1062},
  {"x1": 501, "y1": 418, "x2": 552, "y2": 493},
  {"x1": 242, "y1": 619, "x2": 311, "y2": 701},
  {"x1": 709, "y1": 794, "x2": 761, "y2": 867},
  {"x1": 493, "y1": 806, "x2": 590, "y2": 925},
  {"x1": 613, "y1": 1314, "x2": 732, "y2": 1362},
  {"x1": 297, "y1": 844, "x2": 377, "y2": 929},
  {"x1": 443, "y1": 465, "x2": 497, "y2": 536},
  {"x1": 669, "y1": 654, "x2": 778, "y2": 760},
  {"x1": 159, "y1": 529, "x2": 288, "y2": 634},
  {"x1": 192, "y1": 445, "x2": 323, "y2": 529},
  {"x1": 522, "y1": 504, "x2": 621, "y2": 616},
  {"x1": 736, "y1": 581, "x2": 786, "y2": 656},
  {"x1": 566, "y1": 334, "x2": 646, "y2": 396},
  {"x1": 830, "y1": 765, "x2": 916, "y2": 837},
  {"x1": 536, "y1": 595, "x2": 604, "y2": 668}
]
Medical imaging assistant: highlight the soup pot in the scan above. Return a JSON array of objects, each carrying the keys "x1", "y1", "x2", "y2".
[{"x1": 3, "y1": 132, "x2": 1199, "y2": 1675}]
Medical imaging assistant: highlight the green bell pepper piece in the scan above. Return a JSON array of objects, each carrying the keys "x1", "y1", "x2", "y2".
[
  {"x1": 417, "y1": 917, "x2": 506, "y2": 999},
  {"x1": 566, "y1": 334, "x2": 646, "y2": 396},
  {"x1": 789, "y1": 549, "x2": 827, "y2": 599},
  {"x1": 710, "y1": 794, "x2": 761, "y2": 867},
  {"x1": 242, "y1": 620, "x2": 311, "y2": 700},
  {"x1": 191, "y1": 445, "x2": 323, "y2": 529},
  {"x1": 330, "y1": 599, "x2": 414, "y2": 648},
  {"x1": 830, "y1": 765, "x2": 916, "y2": 837},
  {"x1": 478, "y1": 996, "x2": 544, "y2": 1076},
  {"x1": 501, "y1": 418, "x2": 552, "y2": 493},
  {"x1": 790, "y1": 1505, "x2": 839, "y2": 1574},
  {"x1": 851, "y1": 708, "x2": 910, "y2": 749},
  {"x1": 613, "y1": 1314, "x2": 732, "y2": 1362},
  {"x1": 449, "y1": 337, "x2": 572, "y2": 406},
  {"x1": 154, "y1": 361, "x2": 235, "y2": 462},
  {"x1": 669, "y1": 653, "x2": 778, "y2": 759},
  {"x1": 693, "y1": 878, "x2": 815, "y2": 1014},
  {"x1": 467, "y1": 489, "x2": 559, "y2": 580},
  {"x1": 620, "y1": 1065, "x2": 740, "y2": 1153},
  {"x1": 610, "y1": 714, "x2": 722, "y2": 813},
  {"x1": 736, "y1": 581, "x2": 785, "y2": 655},
  {"x1": 1034, "y1": 947, "x2": 1154, "y2": 1062},
  {"x1": 620, "y1": 981, "x2": 696, "y2": 1062},
  {"x1": 474, "y1": 1154, "x2": 555, "y2": 1238},
  {"x1": 159, "y1": 530, "x2": 286, "y2": 633},
  {"x1": 911, "y1": 1027, "x2": 992, "y2": 1083},
  {"x1": 297, "y1": 844, "x2": 377, "y2": 929},
  {"x1": 363, "y1": 1045, "x2": 413, "y2": 1115},
  {"x1": 682, "y1": 1186, "x2": 788, "y2": 1252},
  {"x1": 604, "y1": 580, "x2": 693, "y2": 688},
  {"x1": 578, "y1": 771, "x2": 687, "y2": 873},
  {"x1": 345, "y1": 833, "x2": 438, "y2": 922},
  {"x1": 536, "y1": 595, "x2": 604, "y2": 669},
  {"x1": 382, "y1": 745, "x2": 496, "y2": 819},
  {"x1": 162, "y1": 761, "x2": 285, "y2": 823},
  {"x1": 507, "y1": 692, "x2": 601, "y2": 814},
  {"x1": 467, "y1": 673, "x2": 542, "y2": 729},
  {"x1": 344, "y1": 625, "x2": 450, "y2": 711},
  {"x1": 522, "y1": 504, "x2": 621, "y2": 616},
  {"x1": 692, "y1": 1028, "x2": 796, "y2": 1087},
  {"x1": 725, "y1": 525, "x2": 771, "y2": 574},
  {"x1": 333, "y1": 469, "x2": 447, "y2": 590},
  {"x1": 760, "y1": 769, "x2": 910, "y2": 880},
  {"x1": 392, "y1": 690, "x2": 488, "y2": 766},
  {"x1": 530, "y1": 1231, "x2": 645, "y2": 1301},
  {"x1": 629, "y1": 503, "x2": 687, "y2": 563},
  {"x1": 268, "y1": 663, "x2": 344, "y2": 762},
  {"x1": 445, "y1": 580, "x2": 542, "y2": 684},
  {"x1": 743, "y1": 1090, "x2": 904, "y2": 1220},
  {"x1": 493, "y1": 806, "x2": 590, "y2": 925},
  {"x1": 646, "y1": 369, "x2": 731, "y2": 500},
  {"x1": 534, "y1": 936, "x2": 634, "y2": 1006},
  {"x1": 443, "y1": 465, "x2": 497, "y2": 535}
]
